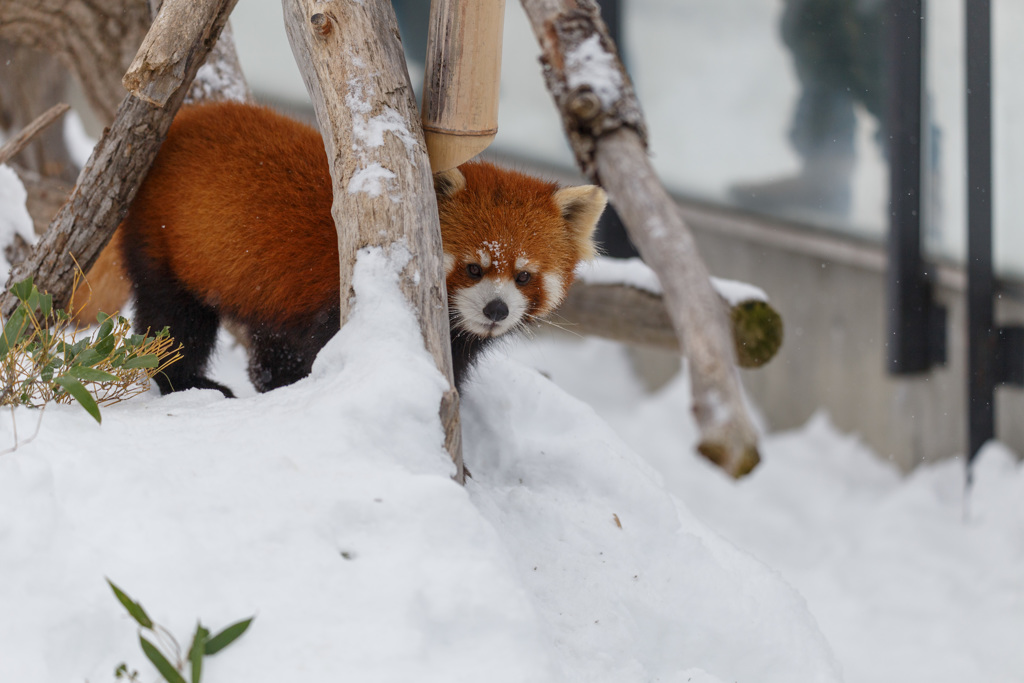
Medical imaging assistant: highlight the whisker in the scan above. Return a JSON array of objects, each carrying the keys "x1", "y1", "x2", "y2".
[{"x1": 524, "y1": 313, "x2": 584, "y2": 339}]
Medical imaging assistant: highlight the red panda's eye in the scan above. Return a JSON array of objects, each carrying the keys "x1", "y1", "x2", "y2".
[
  {"x1": 515, "y1": 271, "x2": 532, "y2": 285},
  {"x1": 467, "y1": 264, "x2": 483, "y2": 279}
]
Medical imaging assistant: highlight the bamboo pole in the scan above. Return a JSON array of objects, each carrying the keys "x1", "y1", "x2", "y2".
[{"x1": 421, "y1": 0, "x2": 506, "y2": 172}]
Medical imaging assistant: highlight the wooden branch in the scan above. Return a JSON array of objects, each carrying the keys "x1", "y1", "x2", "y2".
[
  {"x1": 557, "y1": 281, "x2": 783, "y2": 369},
  {"x1": 0, "y1": 103, "x2": 70, "y2": 167},
  {"x1": 421, "y1": 0, "x2": 506, "y2": 172},
  {"x1": 124, "y1": 0, "x2": 234, "y2": 106},
  {"x1": 519, "y1": 0, "x2": 760, "y2": 477},
  {"x1": 1, "y1": 0, "x2": 240, "y2": 318},
  {"x1": 0, "y1": 0, "x2": 150, "y2": 123},
  {"x1": 0, "y1": 41, "x2": 79, "y2": 184},
  {"x1": 283, "y1": 0, "x2": 464, "y2": 481}
]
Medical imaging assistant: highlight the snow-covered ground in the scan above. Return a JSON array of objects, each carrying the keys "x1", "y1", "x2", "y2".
[
  {"x1": 1, "y1": 163, "x2": 1021, "y2": 682},
  {"x1": 0, "y1": 252, "x2": 1020, "y2": 682}
]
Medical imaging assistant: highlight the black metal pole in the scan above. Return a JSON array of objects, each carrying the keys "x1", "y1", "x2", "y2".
[
  {"x1": 966, "y1": 0, "x2": 995, "y2": 463},
  {"x1": 887, "y1": 0, "x2": 930, "y2": 373}
]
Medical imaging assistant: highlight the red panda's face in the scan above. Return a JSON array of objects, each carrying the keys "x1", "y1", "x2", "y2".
[{"x1": 435, "y1": 162, "x2": 607, "y2": 340}]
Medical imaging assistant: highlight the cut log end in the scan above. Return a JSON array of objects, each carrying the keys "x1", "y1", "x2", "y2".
[
  {"x1": 732, "y1": 300, "x2": 784, "y2": 368},
  {"x1": 697, "y1": 441, "x2": 760, "y2": 478},
  {"x1": 424, "y1": 129, "x2": 497, "y2": 173}
]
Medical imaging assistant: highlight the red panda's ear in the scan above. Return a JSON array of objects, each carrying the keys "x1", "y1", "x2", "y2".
[
  {"x1": 434, "y1": 167, "x2": 467, "y2": 198},
  {"x1": 552, "y1": 185, "x2": 606, "y2": 260}
]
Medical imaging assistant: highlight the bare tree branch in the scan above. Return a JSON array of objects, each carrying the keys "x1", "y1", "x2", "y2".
[
  {"x1": 558, "y1": 281, "x2": 783, "y2": 369},
  {"x1": 0, "y1": 103, "x2": 70, "y2": 167},
  {"x1": 519, "y1": 0, "x2": 761, "y2": 477},
  {"x1": 1, "y1": 0, "x2": 241, "y2": 317},
  {"x1": 0, "y1": 41, "x2": 79, "y2": 185},
  {"x1": 0, "y1": 0, "x2": 150, "y2": 123}
]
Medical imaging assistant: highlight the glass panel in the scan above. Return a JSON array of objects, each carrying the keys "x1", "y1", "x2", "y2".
[
  {"x1": 922, "y1": 0, "x2": 1024, "y2": 280},
  {"x1": 920, "y1": 0, "x2": 965, "y2": 270},
  {"x1": 993, "y1": 0, "x2": 1024, "y2": 280},
  {"x1": 492, "y1": 0, "x2": 890, "y2": 240}
]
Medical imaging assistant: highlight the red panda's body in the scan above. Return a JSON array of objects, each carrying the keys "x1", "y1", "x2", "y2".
[{"x1": 121, "y1": 102, "x2": 606, "y2": 395}]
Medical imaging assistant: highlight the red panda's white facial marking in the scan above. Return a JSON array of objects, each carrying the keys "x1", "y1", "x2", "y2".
[
  {"x1": 450, "y1": 241, "x2": 544, "y2": 338},
  {"x1": 435, "y1": 161, "x2": 607, "y2": 341},
  {"x1": 451, "y1": 272, "x2": 529, "y2": 338},
  {"x1": 539, "y1": 272, "x2": 567, "y2": 314}
]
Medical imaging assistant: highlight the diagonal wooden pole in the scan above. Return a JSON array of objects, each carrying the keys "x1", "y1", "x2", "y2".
[{"x1": 519, "y1": 0, "x2": 760, "y2": 477}]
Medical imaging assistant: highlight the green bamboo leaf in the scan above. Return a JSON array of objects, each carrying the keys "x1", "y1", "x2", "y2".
[
  {"x1": 123, "y1": 354, "x2": 160, "y2": 369},
  {"x1": 106, "y1": 579, "x2": 154, "y2": 629},
  {"x1": 67, "y1": 366, "x2": 118, "y2": 383},
  {"x1": 55, "y1": 376, "x2": 101, "y2": 424},
  {"x1": 94, "y1": 333, "x2": 116, "y2": 357},
  {"x1": 188, "y1": 623, "x2": 209, "y2": 683},
  {"x1": 140, "y1": 635, "x2": 187, "y2": 683},
  {"x1": 203, "y1": 617, "x2": 253, "y2": 655},
  {"x1": 10, "y1": 277, "x2": 34, "y2": 301},
  {"x1": 38, "y1": 292, "x2": 52, "y2": 318},
  {"x1": 74, "y1": 348, "x2": 103, "y2": 367},
  {"x1": 0, "y1": 307, "x2": 29, "y2": 357},
  {"x1": 98, "y1": 317, "x2": 114, "y2": 339}
]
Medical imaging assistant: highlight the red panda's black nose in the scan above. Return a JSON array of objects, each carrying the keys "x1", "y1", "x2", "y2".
[{"x1": 483, "y1": 299, "x2": 509, "y2": 322}]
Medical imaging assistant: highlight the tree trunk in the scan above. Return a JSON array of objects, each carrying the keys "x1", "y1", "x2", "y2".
[
  {"x1": 0, "y1": 42, "x2": 78, "y2": 185},
  {"x1": 283, "y1": 0, "x2": 464, "y2": 481},
  {"x1": 518, "y1": 0, "x2": 760, "y2": 477},
  {"x1": 1, "y1": 0, "x2": 241, "y2": 317},
  {"x1": 0, "y1": 0, "x2": 150, "y2": 124}
]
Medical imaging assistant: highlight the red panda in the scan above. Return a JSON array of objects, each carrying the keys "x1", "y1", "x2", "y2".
[{"x1": 120, "y1": 101, "x2": 606, "y2": 396}]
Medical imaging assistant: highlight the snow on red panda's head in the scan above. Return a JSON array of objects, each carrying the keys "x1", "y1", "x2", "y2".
[{"x1": 435, "y1": 160, "x2": 606, "y2": 339}]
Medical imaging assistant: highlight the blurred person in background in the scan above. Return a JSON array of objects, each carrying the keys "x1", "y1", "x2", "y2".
[{"x1": 732, "y1": 0, "x2": 888, "y2": 220}]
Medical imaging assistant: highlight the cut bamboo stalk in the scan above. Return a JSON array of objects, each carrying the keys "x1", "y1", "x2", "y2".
[{"x1": 422, "y1": 0, "x2": 506, "y2": 172}]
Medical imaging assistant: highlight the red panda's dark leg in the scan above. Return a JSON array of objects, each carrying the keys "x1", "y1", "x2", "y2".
[
  {"x1": 246, "y1": 311, "x2": 339, "y2": 393},
  {"x1": 125, "y1": 259, "x2": 234, "y2": 397},
  {"x1": 134, "y1": 281, "x2": 234, "y2": 397}
]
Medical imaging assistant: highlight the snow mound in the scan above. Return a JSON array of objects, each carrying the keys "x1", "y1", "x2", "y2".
[{"x1": 0, "y1": 249, "x2": 839, "y2": 682}]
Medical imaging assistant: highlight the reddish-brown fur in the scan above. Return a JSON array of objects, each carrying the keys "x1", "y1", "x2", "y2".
[
  {"x1": 440, "y1": 163, "x2": 582, "y2": 317},
  {"x1": 120, "y1": 101, "x2": 604, "y2": 394},
  {"x1": 123, "y1": 103, "x2": 337, "y2": 327}
]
